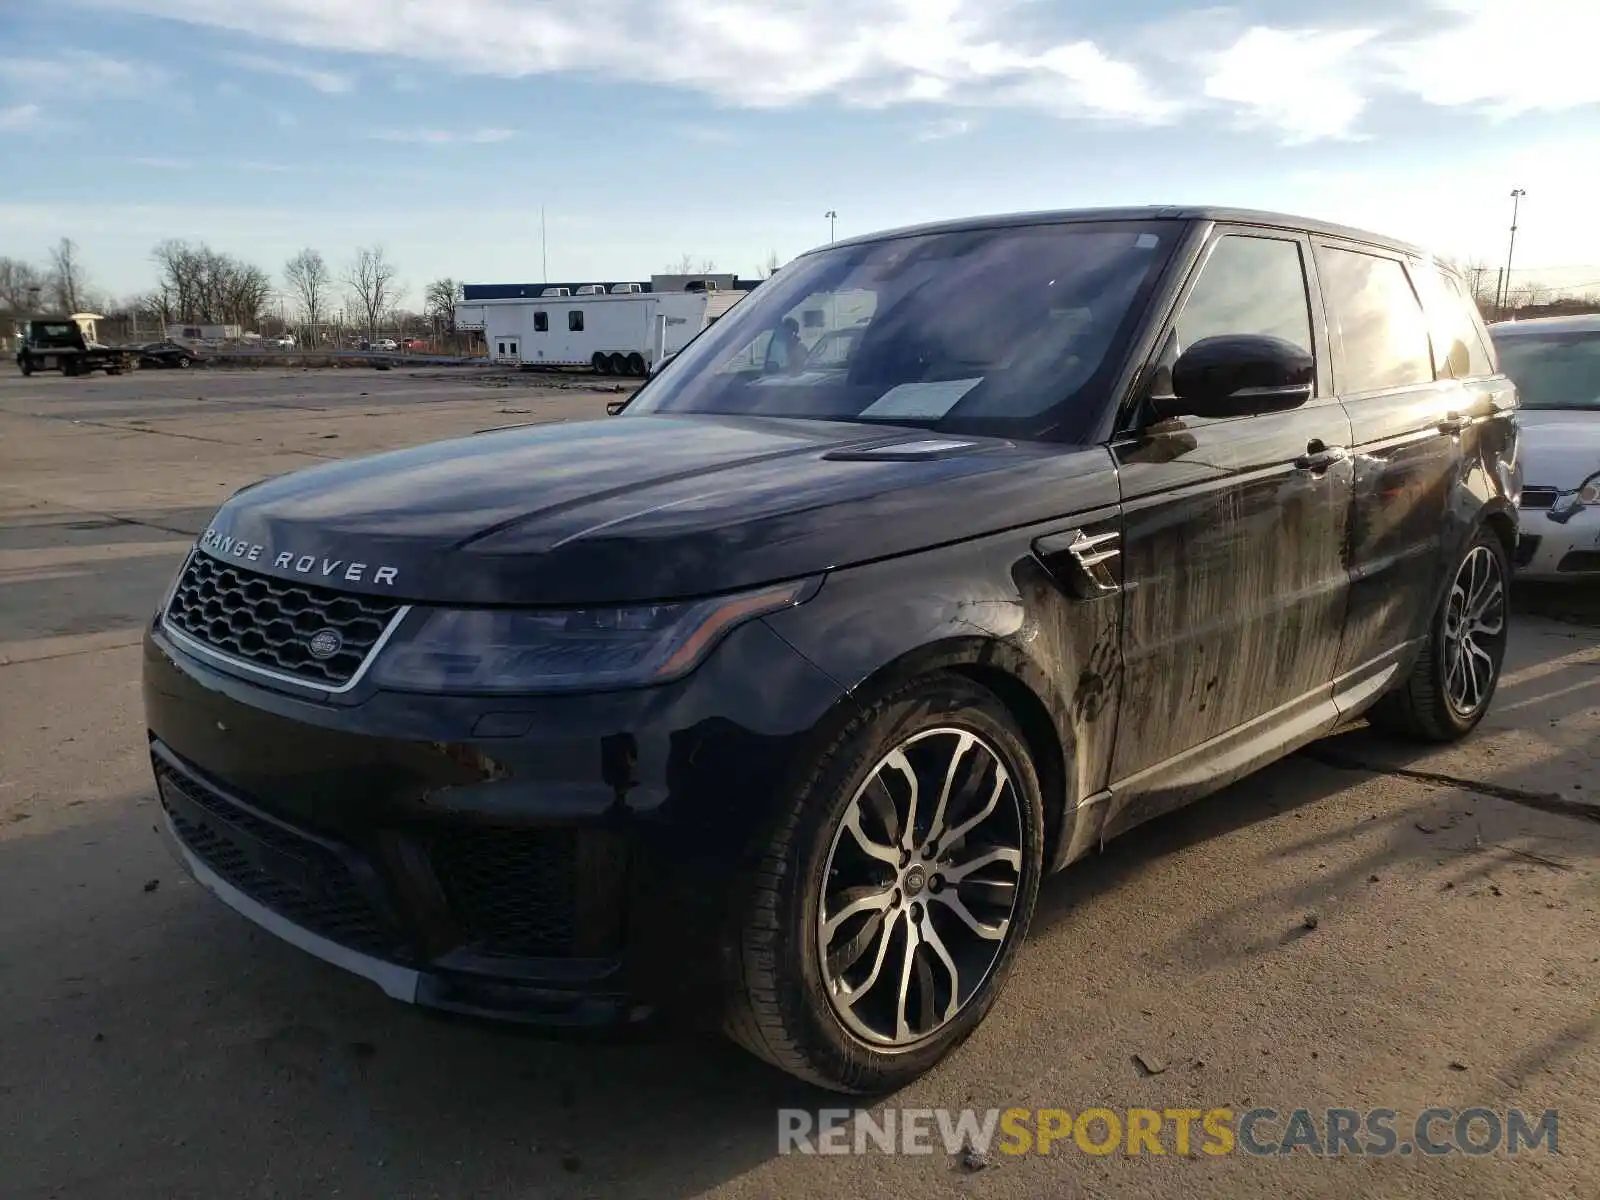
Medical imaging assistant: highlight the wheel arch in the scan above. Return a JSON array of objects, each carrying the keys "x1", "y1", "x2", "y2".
[
  {"x1": 831, "y1": 636, "x2": 1073, "y2": 870},
  {"x1": 1480, "y1": 503, "x2": 1516, "y2": 561}
]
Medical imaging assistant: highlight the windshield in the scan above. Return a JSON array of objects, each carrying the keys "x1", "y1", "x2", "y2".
[
  {"x1": 627, "y1": 220, "x2": 1183, "y2": 441},
  {"x1": 1491, "y1": 331, "x2": 1600, "y2": 410}
]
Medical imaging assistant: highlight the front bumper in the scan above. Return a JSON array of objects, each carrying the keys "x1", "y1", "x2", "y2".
[
  {"x1": 143, "y1": 614, "x2": 849, "y2": 1025},
  {"x1": 1515, "y1": 503, "x2": 1600, "y2": 579}
]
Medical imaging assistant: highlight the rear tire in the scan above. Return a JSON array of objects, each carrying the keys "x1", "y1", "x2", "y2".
[
  {"x1": 608, "y1": 352, "x2": 628, "y2": 376},
  {"x1": 178, "y1": 357, "x2": 190, "y2": 369},
  {"x1": 19, "y1": 360, "x2": 31, "y2": 377},
  {"x1": 1367, "y1": 525, "x2": 1509, "y2": 742},
  {"x1": 626, "y1": 352, "x2": 645, "y2": 377},
  {"x1": 591, "y1": 352, "x2": 610, "y2": 375},
  {"x1": 724, "y1": 673, "x2": 1045, "y2": 1094}
]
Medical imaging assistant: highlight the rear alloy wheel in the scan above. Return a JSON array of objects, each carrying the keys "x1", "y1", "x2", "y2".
[
  {"x1": 1368, "y1": 526, "x2": 1509, "y2": 742},
  {"x1": 591, "y1": 351, "x2": 610, "y2": 375},
  {"x1": 177, "y1": 357, "x2": 190, "y2": 369},
  {"x1": 725, "y1": 674, "x2": 1044, "y2": 1093}
]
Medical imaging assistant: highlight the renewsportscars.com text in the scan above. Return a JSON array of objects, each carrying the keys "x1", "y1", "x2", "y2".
[{"x1": 778, "y1": 1106, "x2": 1559, "y2": 1158}]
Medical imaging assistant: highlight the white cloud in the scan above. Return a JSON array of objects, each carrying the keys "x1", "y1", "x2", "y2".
[
  {"x1": 0, "y1": 103, "x2": 44, "y2": 132},
  {"x1": 0, "y1": 51, "x2": 167, "y2": 101},
  {"x1": 1201, "y1": 26, "x2": 1378, "y2": 143},
  {"x1": 50, "y1": 0, "x2": 1600, "y2": 145},
  {"x1": 1379, "y1": 0, "x2": 1600, "y2": 115},
  {"x1": 370, "y1": 127, "x2": 516, "y2": 145},
  {"x1": 671, "y1": 122, "x2": 744, "y2": 144},
  {"x1": 69, "y1": 0, "x2": 1180, "y2": 123},
  {"x1": 221, "y1": 51, "x2": 354, "y2": 94},
  {"x1": 916, "y1": 117, "x2": 973, "y2": 141}
]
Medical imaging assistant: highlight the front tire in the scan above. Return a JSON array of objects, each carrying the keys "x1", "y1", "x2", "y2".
[
  {"x1": 725, "y1": 674, "x2": 1045, "y2": 1093},
  {"x1": 1368, "y1": 526, "x2": 1509, "y2": 742}
]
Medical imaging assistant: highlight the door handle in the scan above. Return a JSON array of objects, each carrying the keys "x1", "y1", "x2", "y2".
[
  {"x1": 1293, "y1": 442, "x2": 1349, "y2": 473},
  {"x1": 1437, "y1": 413, "x2": 1473, "y2": 435}
]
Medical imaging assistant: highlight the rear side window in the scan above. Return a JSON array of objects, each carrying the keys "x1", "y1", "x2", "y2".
[
  {"x1": 534, "y1": 311, "x2": 549, "y2": 333},
  {"x1": 1176, "y1": 235, "x2": 1314, "y2": 359},
  {"x1": 1415, "y1": 267, "x2": 1496, "y2": 379},
  {"x1": 1317, "y1": 247, "x2": 1434, "y2": 393},
  {"x1": 569, "y1": 310, "x2": 584, "y2": 332}
]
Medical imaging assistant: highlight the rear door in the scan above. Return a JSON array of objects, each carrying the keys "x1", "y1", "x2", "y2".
[
  {"x1": 1315, "y1": 241, "x2": 1469, "y2": 697},
  {"x1": 1109, "y1": 226, "x2": 1353, "y2": 789}
]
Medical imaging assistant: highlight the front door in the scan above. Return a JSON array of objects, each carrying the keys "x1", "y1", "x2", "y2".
[{"x1": 1107, "y1": 228, "x2": 1354, "y2": 806}]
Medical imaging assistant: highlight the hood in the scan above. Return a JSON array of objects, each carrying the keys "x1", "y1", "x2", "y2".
[
  {"x1": 200, "y1": 414, "x2": 1116, "y2": 605},
  {"x1": 1518, "y1": 408, "x2": 1600, "y2": 488}
]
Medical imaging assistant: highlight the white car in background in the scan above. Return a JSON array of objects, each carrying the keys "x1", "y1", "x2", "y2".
[{"x1": 1490, "y1": 315, "x2": 1600, "y2": 580}]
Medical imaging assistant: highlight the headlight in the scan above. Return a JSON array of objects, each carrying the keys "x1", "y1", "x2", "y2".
[
  {"x1": 369, "y1": 578, "x2": 818, "y2": 694},
  {"x1": 1550, "y1": 470, "x2": 1600, "y2": 520}
]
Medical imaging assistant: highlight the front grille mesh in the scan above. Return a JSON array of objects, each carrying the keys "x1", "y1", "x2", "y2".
[
  {"x1": 156, "y1": 759, "x2": 408, "y2": 962},
  {"x1": 164, "y1": 551, "x2": 401, "y2": 687},
  {"x1": 429, "y1": 828, "x2": 583, "y2": 958}
]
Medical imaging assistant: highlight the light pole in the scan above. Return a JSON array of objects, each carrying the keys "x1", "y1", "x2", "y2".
[
  {"x1": 1498, "y1": 188, "x2": 1525, "y2": 318},
  {"x1": 825, "y1": 210, "x2": 837, "y2": 243}
]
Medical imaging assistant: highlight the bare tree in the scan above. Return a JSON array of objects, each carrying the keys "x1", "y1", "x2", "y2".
[
  {"x1": 423, "y1": 278, "x2": 460, "y2": 330},
  {"x1": 343, "y1": 246, "x2": 398, "y2": 336},
  {"x1": 755, "y1": 250, "x2": 781, "y2": 279},
  {"x1": 283, "y1": 248, "x2": 331, "y2": 332},
  {"x1": 150, "y1": 239, "x2": 273, "y2": 328},
  {"x1": 666, "y1": 253, "x2": 719, "y2": 275},
  {"x1": 48, "y1": 237, "x2": 88, "y2": 312},
  {"x1": 0, "y1": 256, "x2": 46, "y2": 313}
]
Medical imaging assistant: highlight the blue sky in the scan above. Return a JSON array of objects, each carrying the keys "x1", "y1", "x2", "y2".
[{"x1": 3, "y1": 0, "x2": 1598, "y2": 311}]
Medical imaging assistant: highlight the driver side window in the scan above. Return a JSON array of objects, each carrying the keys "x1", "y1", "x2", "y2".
[{"x1": 1152, "y1": 234, "x2": 1316, "y2": 398}]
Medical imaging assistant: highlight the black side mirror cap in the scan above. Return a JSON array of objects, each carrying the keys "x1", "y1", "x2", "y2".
[
  {"x1": 605, "y1": 398, "x2": 630, "y2": 416},
  {"x1": 1158, "y1": 334, "x2": 1315, "y2": 420}
]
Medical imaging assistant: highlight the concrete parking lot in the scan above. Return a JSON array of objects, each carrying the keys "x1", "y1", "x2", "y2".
[{"x1": 1, "y1": 366, "x2": 1597, "y2": 1199}]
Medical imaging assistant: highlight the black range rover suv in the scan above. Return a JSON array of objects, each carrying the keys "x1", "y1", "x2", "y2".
[{"x1": 145, "y1": 207, "x2": 1519, "y2": 1093}]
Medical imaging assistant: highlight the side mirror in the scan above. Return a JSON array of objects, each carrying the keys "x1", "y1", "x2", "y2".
[
  {"x1": 1160, "y1": 334, "x2": 1314, "y2": 419},
  {"x1": 605, "y1": 398, "x2": 630, "y2": 416}
]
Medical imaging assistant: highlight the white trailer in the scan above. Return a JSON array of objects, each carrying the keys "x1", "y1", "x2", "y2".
[{"x1": 456, "y1": 290, "x2": 746, "y2": 377}]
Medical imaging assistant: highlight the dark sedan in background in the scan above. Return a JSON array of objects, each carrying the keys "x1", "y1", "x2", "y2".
[{"x1": 135, "y1": 341, "x2": 204, "y2": 369}]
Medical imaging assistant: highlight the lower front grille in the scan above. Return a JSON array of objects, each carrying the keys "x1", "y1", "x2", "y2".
[
  {"x1": 429, "y1": 827, "x2": 626, "y2": 959},
  {"x1": 1520, "y1": 486, "x2": 1559, "y2": 510},
  {"x1": 155, "y1": 758, "x2": 410, "y2": 963}
]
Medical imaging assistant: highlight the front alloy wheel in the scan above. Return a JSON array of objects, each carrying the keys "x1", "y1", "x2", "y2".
[
  {"x1": 725, "y1": 674, "x2": 1044, "y2": 1093},
  {"x1": 819, "y1": 729, "x2": 1024, "y2": 1048}
]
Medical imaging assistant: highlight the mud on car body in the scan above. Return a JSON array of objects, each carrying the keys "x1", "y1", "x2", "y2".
[{"x1": 145, "y1": 206, "x2": 1519, "y2": 1093}]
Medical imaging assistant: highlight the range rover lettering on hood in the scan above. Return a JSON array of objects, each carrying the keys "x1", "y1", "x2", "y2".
[{"x1": 199, "y1": 528, "x2": 399, "y2": 586}]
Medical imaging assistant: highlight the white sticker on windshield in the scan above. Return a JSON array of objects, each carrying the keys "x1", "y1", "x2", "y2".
[{"x1": 860, "y1": 378, "x2": 983, "y2": 419}]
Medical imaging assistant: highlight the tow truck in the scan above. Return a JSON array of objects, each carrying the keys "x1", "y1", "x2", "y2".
[{"x1": 15, "y1": 313, "x2": 135, "y2": 377}]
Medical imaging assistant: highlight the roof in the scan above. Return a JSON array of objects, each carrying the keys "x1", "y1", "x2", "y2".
[
  {"x1": 1488, "y1": 314, "x2": 1600, "y2": 336},
  {"x1": 811, "y1": 205, "x2": 1429, "y2": 260}
]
